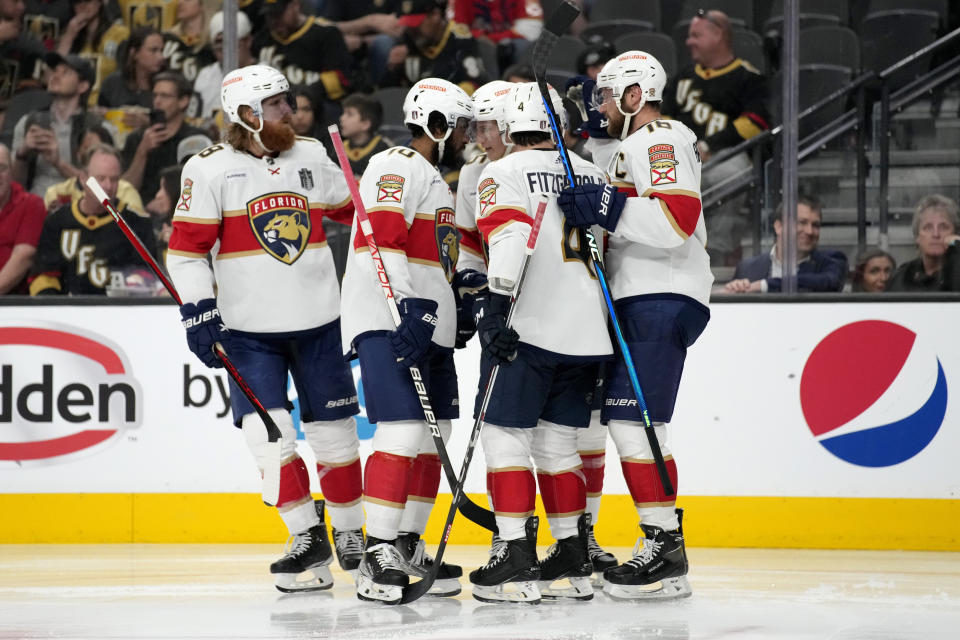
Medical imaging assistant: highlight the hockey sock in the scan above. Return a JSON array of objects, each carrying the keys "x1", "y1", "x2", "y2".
[
  {"x1": 363, "y1": 451, "x2": 414, "y2": 541},
  {"x1": 580, "y1": 452, "x2": 605, "y2": 524},
  {"x1": 620, "y1": 459, "x2": 679, "y2": 529},
  {"x1": 397, "y1": 453, "x2": 441, "y2": 535},
  {"x1": 488, "y1": 469, "x2": 536, "y2": 540},
  {"x1": 536, "y1": 469, "x2": 586, "y2": 540},
  {"x1": 277, "y1": 456, "x2": 319, "y2": 534},
  {"x1": 317, "y1": 457, "x2": 364, "y2": 530}
]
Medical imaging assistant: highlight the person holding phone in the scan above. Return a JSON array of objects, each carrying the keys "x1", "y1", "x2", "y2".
[
  {"x1": 12, "y1": 53, "x2": 102, "y2": 197},
  {"x1": 121, "y1": 70, "x2": 210, "y2": 204}
]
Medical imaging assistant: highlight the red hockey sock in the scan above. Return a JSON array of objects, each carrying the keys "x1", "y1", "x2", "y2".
[
  {"x1": 621, "y1": 457, "x2": 678, "y2": 506},
  {"x1": 317, "y1": 457, "x2": 362, "y2": 505},
  {"x1": 537, "y1": 470, "x2": 586, "y2": 518},
  {"x1": 488, "y1": 469, "x2": 536, "y2": 516},
  {"x1": 363, "y1": 451, "x2": 414, "y2": 507},
  {"x1": 407, "y1": 453, "x2": 441, "y2": 501},
  {"x1": 277, "y1": 456, "x2": 311, "y2": 508},
  {"x1": 580, "y1": 452, "x2": 606, "y2": 498}
]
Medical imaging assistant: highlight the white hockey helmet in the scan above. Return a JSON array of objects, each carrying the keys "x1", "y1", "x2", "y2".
[
  {"x1": 402, "y1": 78, "x2": 474, "y2": 143},
  {"x1": 221, "y1": 64, "x2": 292, "y2": 134},
  {"x1": 595, "y1": 50, "x2": 666, "y2": 117},
  {"x1": 472, "y1": 80, "x2": 514, "y2": 129},
  {"x1": 504, "y1": 82, "x2": 568, "y2": 140}
]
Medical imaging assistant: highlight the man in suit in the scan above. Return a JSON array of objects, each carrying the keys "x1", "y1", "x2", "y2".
[{"x1": 725, "y1": 195, "x2": 847, "y2": 293}]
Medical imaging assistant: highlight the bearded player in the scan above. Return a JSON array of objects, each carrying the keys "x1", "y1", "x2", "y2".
[{"x1": 166, "y1": 65, "x2": 365, "y2": 593}]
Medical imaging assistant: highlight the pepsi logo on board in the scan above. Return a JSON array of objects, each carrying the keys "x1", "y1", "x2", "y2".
[{"x1": 800, "y1": 320, "x2": 947, "y2": 467}]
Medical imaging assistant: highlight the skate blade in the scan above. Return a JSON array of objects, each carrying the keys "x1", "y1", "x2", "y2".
[
  {"x1": 539, "y1": 576, "x2": 594, "y2": 601},
  {"x1": 273, "y1": 565, "x2": 334, "y2": 593},
  {"x1": 604, "y1": 575, "x2": 692, "y2": 601},
  {"x1": 356, "y1": 575, "x2": 404, "y2": 605},
  {"x1": 425, "y1": 578, "x2": 461, "y2": 597},
  {"x1": 472, "y1": 581, "x2": 542, "y2": 604},
  {"x1": 589, "y1": 572, "x2": 606, "y2": 589}
]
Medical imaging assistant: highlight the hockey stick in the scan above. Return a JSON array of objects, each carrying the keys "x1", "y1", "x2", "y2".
[
  {"x1": 327, "y1": 125, "x2": 498, "y2": 533},
  {"x1": 85, "y1": 177, "x2": 283, "y2": 507},
  {"x1": 400, "y1": 198, "x2": 549, "y2": 604},
  {"x1": 530, "y1": 0, "x2": 675, "y2": 496}
]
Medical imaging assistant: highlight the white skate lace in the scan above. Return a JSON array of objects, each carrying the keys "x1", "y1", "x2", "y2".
[
  {"x1": 624, "y1": 537, "x2": 662, "y2": 568},
  {"x1": 484, "y1": 536, "x2": 509, "y2": 567},
  {"x1": 586, "y1": 529, "x2": 606, "y2": 558},
  {"x1": 370, "y1": 543, "x2": 406, "y2": 572},
  {"x1": 283, "y1": 531, "x2": 312, "y2": 558},
  {"x1": 335, "y1": 529, "x2": 364, "y2": 556},
  {"x1": 410, "y1": 539, "x2": 430, "y2": 567}
]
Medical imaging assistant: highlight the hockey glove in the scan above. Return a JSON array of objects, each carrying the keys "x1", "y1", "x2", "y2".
[
  {"x1": 475, "y1": 291, "x2": 519, "y2": 365},
  {"x1": 452, "y1": 269, "x2": 488, "y2": 348},
  {"x1": 558, "y1": 183, "x2": 626, "y2": 232},
  {"x1": 180, "y1": 298, "x2": 228, "y2": 369},
  {"x1": 390, "y1": 297, "x2": 438, "y2": 367}
]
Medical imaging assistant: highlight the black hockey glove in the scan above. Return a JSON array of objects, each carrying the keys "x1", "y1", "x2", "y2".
[
  {"x1": 475, "y1": 291, "x2": 519, "y2": 365},
  {"x1": 452, "y1": 268, "x2": 488, "y2": 348},
  {"x1": 558, "y1": 183, "x2": 626, "y2": 232},
  {"x1": 180, "y1": 298, "x2": 228, "y2": 369},
  {"x1": 390, "y1": 297, "x2": 438, "y2": 367}
]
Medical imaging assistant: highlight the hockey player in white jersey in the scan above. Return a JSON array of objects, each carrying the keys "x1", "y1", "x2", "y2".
[
  {"x1": 467, "y1": 82, "x2": 613, "y2": 604},
  {"x1": 339, "y1": 78, "x2": 473, "y2": 605},
  {"x1": 166, "y1": 65, "x2": 366, "y2": 593},
  {"x1": 558, "y1": 51, "x2": 714, "y2": 600}
]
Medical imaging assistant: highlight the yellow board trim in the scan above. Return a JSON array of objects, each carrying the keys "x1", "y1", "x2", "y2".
[{"x1": 1, "y1": 494, "x2": 958, "y2": 550}]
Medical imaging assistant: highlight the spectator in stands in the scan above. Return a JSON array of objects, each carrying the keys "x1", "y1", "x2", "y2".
[
  {"x1": 23, "y1": 0, "x2": 71, "y2": 50},
  {"x1": 381, "y1": 0, "x2": 488, "y2": 94},
  {"x1": 43, "y1": 123, "x2": 145, "y2": 215},
  {"x1": 161, "y1": 0, "x2": 214, "y2": 87},
  {"x1": 145, "y1": 162, "x2": 179, "y2": 263},
  {"x1": 452, "y1": 0, "x2": 543, "y2": 72},
  {"x1": 725, "y1": 195, "x2": 847, "y2": 293},
  {"x1": 56, "y1": 0, "x2": 130, "y2": 106},
  {"x1": 888, "y1": 194, "x2": 960, "y2": 292},
  {"x1": 0, "y1": 142, "x2": 45, "y2": 294},
  {"x1": 29, "y1": 143, "x2": 155, "y2": 296},
  {"x1": 255, "y1": 0, "x2": 355, "y2": 106},
  {"x1": 12, "y1": 54, "x2": 101, "y2": 199},
  {"x1": 121, "y1": 71, "x2": 208, "y2": 204},
  {"x1": 322, "y1": 0, "x2": 404, "y2": 55},
  {"x1": 195, "y1": 11, "x2": 255, "y2": 122},
  {"x1": 501, "y1": 62, "x2": 533, "y2": 83},
  {"x1": 576, "y1": 40, "x2": 614, "y2": 81},
  {"x1": 338, "y1": 93, "x2": 389, "y2": 178},
  {"x1": 850, "y1": 248, "x2": 896, "y2": 293},
  {"x1": 661, "y1": 9, "x2": 769, "y2": 266},
  {"x1": 0, "y1": 0, "x2": 47, "y2": 100},
  {"x1": 98, "y1": 26, "x2": 165, "y2": 134}
]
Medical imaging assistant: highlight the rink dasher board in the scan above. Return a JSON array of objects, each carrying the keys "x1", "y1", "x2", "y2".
[{"x1": 0, "y1": 301, "x2": 957, "y2": 549}]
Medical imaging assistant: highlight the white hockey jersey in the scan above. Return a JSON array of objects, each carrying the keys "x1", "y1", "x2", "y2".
[
  {"x1": 605, "y1": 119, "x2": 714, "y2": 306},
  {"x1": 454, "y1": 151, "x2": 490, "y2": 273},
  {"x1": 340, "y1": 146, "x2": 458, "y2": 354},
  {"x1": 476, "y1": 148, "x2": 613, "y2": 358},
  {"x1": 166, "y1": 138, "x2": 353, "y2": 333}
]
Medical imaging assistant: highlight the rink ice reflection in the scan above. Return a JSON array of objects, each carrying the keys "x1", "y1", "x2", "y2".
[{"x1": 0, "y1": 545, "x2": 958, "y2": 639}]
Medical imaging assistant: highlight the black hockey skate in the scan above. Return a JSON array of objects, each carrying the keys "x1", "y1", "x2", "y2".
[
  {"x1": 356, "y1": 537, "x2": 409, "y2": 605},
  {"x1": 270, "y1": 500, "x2": 334, "y2": 593},
  {"x1": 586, "y1": 523, "x2": 618, "y2": 588},
  {"x1": 469, "y1": 516, "x2": 541, "y2": 604},
  {"x1": 395, "y1": 532, "x2": 462, "y2": 597},
  {"x1": 603, "y1": 509, "x2": 691, "y2": 600},
  {"x1": 537, "y1": 513, "x2": 594, "y2": 601},
  {"x1": 332, "y1": 527, "x2": 365, "y2": 578}
]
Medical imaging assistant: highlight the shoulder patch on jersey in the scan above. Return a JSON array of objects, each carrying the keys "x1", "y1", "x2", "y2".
[
  {"x1": 478, "y1": 178, "x2": 498, "y2": 216},
  {"x1": 377, "y1": 174, "x2": 405, "y2": 203},
  {"x1": 247, "y1": 192, "x2": 311, "y2": 265},
  {"x1": 648, "y1": 144, "x2": 678, "y2": 185},
  {"x1": 177, "y1": 178, "x2": 193, "y2": 211},
  {"x1": 299, "y1": 168, "x2": 314, "y2": 190},
  {"x1": 436, "y1": 207, "x2": 458, "y2": 282}
]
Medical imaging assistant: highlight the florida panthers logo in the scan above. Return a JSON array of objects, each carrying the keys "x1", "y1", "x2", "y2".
[
  {"x1": 247, "y1": 192, "x2": 311, "y2": 264},
  {"x1": 436, "y1": 207, "x2": 459, "y2": 282}
]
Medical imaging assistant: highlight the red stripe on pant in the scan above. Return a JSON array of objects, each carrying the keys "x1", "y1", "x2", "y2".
[
  {"x1": 488, "y1": 469, "x2": 536, "y2": 514},
  {"x1": 278, "y1": 456, "x2": 311, "y2": 508},
  {"x1": 537, "y1": 470, "x2": 586, "y2": 516},
  {"x1": 621, "y1": 458, "x2": 678, "y2": 504},
  {"x1": 364, "y1": 451, "x2": 414, "y2": 504},
  {"x1": 580, "y1": 452, "x2": 605, "y2": 496},
  {"x1": 407, "y1": 454, "x2": 441, "y2": 501},
  {"x1": 317, "y1": 458, "x2": 362, "y2": 504}
]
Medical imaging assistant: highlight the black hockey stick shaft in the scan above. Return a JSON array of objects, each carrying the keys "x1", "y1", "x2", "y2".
[
  {"x1": 531, "y1": 1, "x2": 675, "y2": 496},
  {"x1": 328, "y1": 125, "x2": 497, "y2": 533},
  {"x1": 85, "y1": 177, "x2": 283, "y2": 506},
  {"x1": 399, "y1": 198, "x2": 549, "y2": 604}
]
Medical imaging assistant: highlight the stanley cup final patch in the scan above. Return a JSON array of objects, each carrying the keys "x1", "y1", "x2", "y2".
[
  {"x1": 648, "y1": 143, "x2": 678, "y2": 185},
  {"x1": 376, "y1": 174, "x2": 405, "y2": 203},
  {"x1": 298, "y1": 168, "x2": 314, "y2": 190}
]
